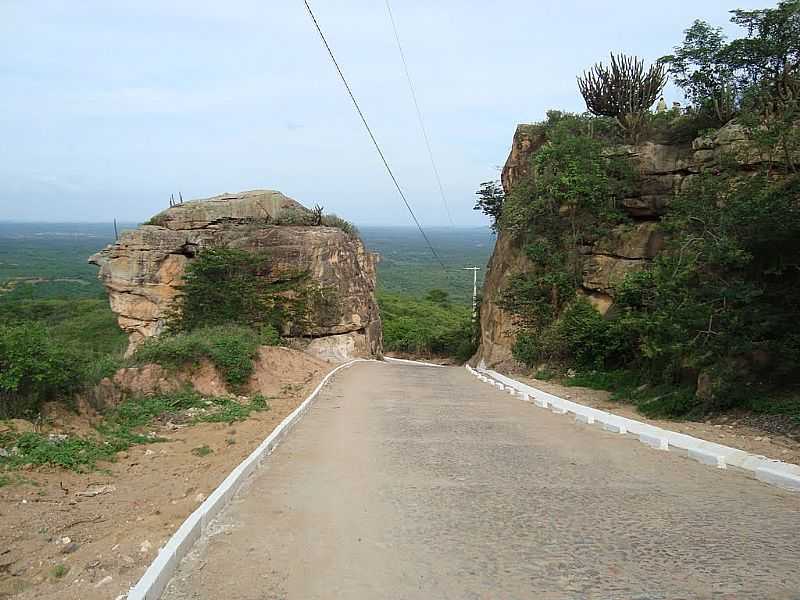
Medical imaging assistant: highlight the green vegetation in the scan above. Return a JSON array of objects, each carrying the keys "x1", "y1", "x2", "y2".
[
  {"x1": 134, "y1": 325, "x2": 278, "y2": 389},
  {"x1": 0, "y1": 300, "x2": 127, "y2": 418},
  {"x1": 476, "y1": 2, "x2": 800, "y2": 421},
  {"x1": 360, "y1": 227, "x2": 493, "y2": 305},
  {"x1": 578, "y1": 52, "x2": 668, "y2": 141},
  {"x1": 50, "y1": 564, "x2": 69, "y2": 579},
  {"x1": 0, "y1": 389, "x2": 270, "y2": 472},
  {"x1": 172, "y1": 247, "x2": 309, "y2": 334},
  {"x1": 487, "y1": 111, "x2": 635, "y2": 370},
  {"x1": 0, "y1": 225, "x2": 128, "y2": 418},
  {"x1": 191, "y1": 445, "x2": 213, "y2": 457},
  {"x1": 270, "y1": 206, "x2": 359, "y2": 237},
  {"x1": 379, "y1": 291, "x2": 477, "y2": 361},
  {"x1": 0, "y1": 223, "x2": 125, "y2": 301},
  {"x1": 134, "y1": 246, "x2": 310, "y2": 391}
]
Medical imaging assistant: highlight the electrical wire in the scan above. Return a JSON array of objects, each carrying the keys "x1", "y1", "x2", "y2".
[
  {"x1": 302, "y1": 0, "x2": 448, "y2": 273},
  {"x1": 384, "y1": 0, "x2": 455, "y2": 228}
]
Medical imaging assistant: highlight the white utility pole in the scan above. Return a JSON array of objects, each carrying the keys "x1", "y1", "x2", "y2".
[{"x1": 463, "y1": 267, "x2": 480, "y2": 320}]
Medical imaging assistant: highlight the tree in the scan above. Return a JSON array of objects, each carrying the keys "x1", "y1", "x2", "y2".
[
  {"x1": 664, "y1": 3, "x2": 800, "y2": 118},
  {"x1": 661, "y1": 20, "x2": 737, "y2": 124},
  {"x1": 727, "y1": 1, "x2": 800, "y2": 109},
  {"x1": 577, "y1": 52, "x2": 667, "y2": 141},
  {"x1": 0, "y1": 322, "x2": 85, "y2": 416},
  {"x1": 663, "y1": 2, "x2": 799, "y2": 168},
  {"x1": 473, "y1": 181, "x2": 504, "y2": 233},
  {"x1": 425, "y1": 289, "x2": 450, "y2": 306}
]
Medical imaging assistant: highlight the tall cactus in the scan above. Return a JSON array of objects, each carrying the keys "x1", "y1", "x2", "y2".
[{"x1": 578, "y1": 52, "x2": 668, "y2": 141}]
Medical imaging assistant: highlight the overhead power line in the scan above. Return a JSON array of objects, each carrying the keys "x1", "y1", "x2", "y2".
[
  {"x1": 384, "y1": 0, "x2": 455, "y2": 228},
  {"x1": 302, "y1": 0, "x2": 448, "y2": 272}
]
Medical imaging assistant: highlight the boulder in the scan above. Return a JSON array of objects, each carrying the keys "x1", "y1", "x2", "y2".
[
  {"x1": 593, "y1": 222, "x2": 665, "y2": 260},
  {"x1": 582, "y1": 255, "x2": 645, "y2": 295},
  {"x1": 90, "y1": 190, "x2": 382, "y2": 358}
]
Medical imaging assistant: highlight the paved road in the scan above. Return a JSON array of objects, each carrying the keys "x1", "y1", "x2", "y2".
[{"x1": 163, "y1": 362, "x2": 800, "y2": 599}]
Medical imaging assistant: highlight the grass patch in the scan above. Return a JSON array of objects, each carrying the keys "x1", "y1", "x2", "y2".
[
  {"x1": 133, "y1": 325, "x2": 279, "y2": 389},
  {"x1": 562, "y1": 369, "x2": 699, "y2": 419},
  {"x1": 0, "y1": 390, "x2": 270, "y2": 473},
  {"x1": 744, "y1": 387, "x2": 800, "y2": 424},
  {"x1": 50, "y1": 564, "x2": 69, "y2": 579},
  {"x1": 562, "y1": 369, "x2": 640, "y2": 392},
  {"x1": 191, "y1": 445, "x2": 213, "y2": 457},
  {"x1": 563, "y1": 369, "x2": 800, "y2": 423}
]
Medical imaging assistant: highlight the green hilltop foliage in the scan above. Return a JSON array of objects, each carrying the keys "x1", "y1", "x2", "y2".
[
  {"x1": 476, "y1": 1, "x2": 800, "y2": 420},
  {"x1": 379, "y1": 290, "x2": 477, "y2": 362}
]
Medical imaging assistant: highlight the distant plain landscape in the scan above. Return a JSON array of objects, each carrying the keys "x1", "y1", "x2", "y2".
[{"x1": 0, "y1": 222, "x2": 495, "y2": 305}]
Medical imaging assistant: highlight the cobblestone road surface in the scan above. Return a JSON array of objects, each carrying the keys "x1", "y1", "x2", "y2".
[{"x1": 162, "y1": 361, "x2": 800, "y2": 599}]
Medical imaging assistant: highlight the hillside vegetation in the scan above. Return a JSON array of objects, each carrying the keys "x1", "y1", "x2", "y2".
[
  {"x1": 379, "y1": 291, "x2": 477, "y2": 362},
  {"x1": 475, "y1": 1, "x2": 800, "y2": 422}
]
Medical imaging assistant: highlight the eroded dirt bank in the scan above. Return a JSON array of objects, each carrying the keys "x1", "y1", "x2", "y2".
[{"x1": 0, "y1": 348, "x2": 331, "y2": 600}]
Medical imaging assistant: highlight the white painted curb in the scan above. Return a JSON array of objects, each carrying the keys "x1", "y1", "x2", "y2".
[
  {"x1": 467, "y1": 365, "x2": 800, "y2": 492},
  {"x1": 384, "y1": 356, "x2": 445, "y2": 368},
  {"x1": 127, "y1": 359, "x2": 372, "y2": 600}
]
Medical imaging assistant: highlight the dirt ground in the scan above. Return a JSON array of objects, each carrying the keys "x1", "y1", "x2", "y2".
[
  {"x1": 0, "y1": 347, "x2": 331, "y2": 600},
  {"x1": 514, "y1": 373, "x2": 800, "y2": 466}
]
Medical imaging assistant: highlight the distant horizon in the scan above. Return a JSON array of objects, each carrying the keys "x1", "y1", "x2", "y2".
[{"x1": 0, "y1": 219, "x2": 492, "y2": 230}]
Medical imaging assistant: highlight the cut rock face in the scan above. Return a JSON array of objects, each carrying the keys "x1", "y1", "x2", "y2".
[
  {"x1": 89, "y1": 190, "x2": 383, "y2": 359},
  {"x1": 475, "y1": 121, "x2": 781, "y2": 370}
]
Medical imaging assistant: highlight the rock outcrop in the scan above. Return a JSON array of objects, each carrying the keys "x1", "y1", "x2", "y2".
[
  {"x1": 90, "y1": 190, "x2": 382, "y2": 358},
  {"x1": 475, "y1": 121, "x2": 764, "y2": 370}
]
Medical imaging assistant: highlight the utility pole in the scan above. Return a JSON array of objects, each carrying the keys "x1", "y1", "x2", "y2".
[{"x1": 463, "y1": 267, "x2": 480, "y2": 321}]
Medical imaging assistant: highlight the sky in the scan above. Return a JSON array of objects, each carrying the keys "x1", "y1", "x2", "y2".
[{"x1": 0, "y1": 0, "x2": 775, "y2": 227}]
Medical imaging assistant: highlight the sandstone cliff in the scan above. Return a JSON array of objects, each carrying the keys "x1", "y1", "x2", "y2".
[
  {"x1": 476, "y1": 122, "x2": 766, "y2": 369},
  {"x1": 90, "y1": 190, "x2": 382, "y2": 359}
]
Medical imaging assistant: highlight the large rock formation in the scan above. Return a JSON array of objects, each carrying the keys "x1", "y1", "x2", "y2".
[
  {"x1": 90, "y1": 190, "x2": 382, "y2": 359},
  {"x1": 475, "y1": 122, "x2": 764, "y2": 370}
]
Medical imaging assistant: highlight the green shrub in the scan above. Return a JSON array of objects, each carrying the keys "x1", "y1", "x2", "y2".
[
  {"x1": 271, "y1": 208, "x2": 358, "y2": 237},
  {"x1": 134, "y1": 325, "x2": 264, "y2": 389},
  {"x1": 496, "y1": 111, "x2": 634, "y2": 367},
  {"x1": 320, "y1": 214, "x2": 359, "y2": 237},
  {"x1": 50, "y1": 564, "x2": 69, "y2": 579},
  {"x1": 0, "y1": 322, "x2": 86, "y2": 418},
  {"x1": 553, "y1": 299, "x2": 636, "y2": 368},
  {"x1": 206, "y1": 332, "x2": 259, "y2": 387},
  {"x1": 0, "y1": 298, "x2": 128, "y2": 417},
  {"x1": 271, "y1": 208, "x2": 315, "y2": 226},
  {"x1": 614, "y1": 172, "x2": 800, "y2": 408},
  {"x1": 258, "y1": 324, "x2": 282, "y2": 347},
  {"x1": 0, "y1": 389, "x2": 271, "y2": 473}
]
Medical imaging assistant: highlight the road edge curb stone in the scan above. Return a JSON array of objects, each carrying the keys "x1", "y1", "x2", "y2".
[
  {"x1": 127, "y1": 358, "x2": 373, "y2": 600},
  {"x1": 384, "y1": 356, "x2": 445, "y2": 368},
  {"x1": 464, "y1": 365, "x2": 800, "y2": 492}
]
